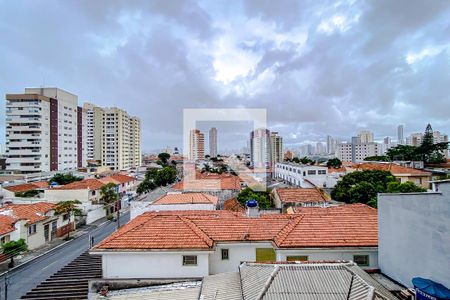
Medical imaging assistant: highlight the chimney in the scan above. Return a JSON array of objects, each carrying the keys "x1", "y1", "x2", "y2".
[{"x1": 246, "y1": 199, "x2": 259, "y2": 218}]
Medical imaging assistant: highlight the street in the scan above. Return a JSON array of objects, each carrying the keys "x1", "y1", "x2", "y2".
[{"x1": 0, "y1": 211, "x2": 130, "y2": 300}]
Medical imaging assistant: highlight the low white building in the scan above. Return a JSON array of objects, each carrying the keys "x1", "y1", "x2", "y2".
[
  {"x1": 274, "y1": 163, "x2": 336, "y2": 188},
  {"x1": 131, "y1": 192, "x2": 218, "y2": 219},
  {"x1": 92, "y1": 204, "x2": 379, "y2": 279},
  {"x1": 0, "y1": 202, "x2": 73, "y2": 250},
  {"x1": 378, "y1": 180, "x2": 450, "y2": 289}
]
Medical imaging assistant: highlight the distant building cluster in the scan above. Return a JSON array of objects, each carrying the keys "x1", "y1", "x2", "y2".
[{"x1": 5, "y1": 87, "x2": 141, "y2": 174}]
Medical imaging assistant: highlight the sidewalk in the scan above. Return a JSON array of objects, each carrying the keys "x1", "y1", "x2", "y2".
[{"x1": 0, "y1": 226, "x2": 90, "y2": 273}]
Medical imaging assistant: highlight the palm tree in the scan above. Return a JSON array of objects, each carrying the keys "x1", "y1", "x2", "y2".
[{"x1": 54, "y1": 200, "x2": 82, "y2": 239}]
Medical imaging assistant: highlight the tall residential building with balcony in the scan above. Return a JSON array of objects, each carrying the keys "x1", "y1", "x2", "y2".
[
  {"x1": 336, "y1": 141, "x2": 382, "y2": 163},
  {"x1": 189, "y1": 129, "x2": 205, "y2": 160},
  {"x1": 250, "y1": 128, "x2": 271, "y2": 168},
  {"x1": 83, "y1": 103, "x2": 141, "y2": 171},
  {"x1": 5, "y1": 87, "x2": 86, "y2": 174},
  {"x1": 209, "y1": 127, "x2": 217, "y2": 158},
  {"x1": 397, "y1": 125, "x2": 404, "y2": 145},
  {"x1": 270, "y1": 131, "x2": 283, "y2": 166}
]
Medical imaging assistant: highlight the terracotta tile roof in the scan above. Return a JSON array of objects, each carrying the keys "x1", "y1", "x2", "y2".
[
  {"x1": 4, "y1": 183, "x2": 40, "y2": 193},
  {"x1": 31, "y1": 181, "x2": 49, "y2": 188},
  {"x1": 153, "y1": 193, "x2": 218, "y2": 205},
  {"x1": 100, "y1": 174, "x2": 136, "y2": 185},
  {"x1": 94, "y1": 204, "x2": 377, "y2": 251},
  {"x1": 55, "y1": 178, "x2": 105, "y2": 190},
  {"x1": 173, "y1": 173, "x2": 241, "y2": 191},
  {"x1": 274, "y1": 188, "x2": 329, "y2": 204},
  {"x1": 285, "y1": 204, "x2": 378, "y2": 248},
  {"x1": 0, "y1": 202, "x2": 56, "y2": 233},
  {"x1": 351, "y1": 163, "x2": 431, "y2": 176},
  {"x1": 4, "y1": 181, "x2": 50, "y2": 193},
  {"x1": 223, "y1": 198, "x2": 245, "y2": 212},
  {"x1": 0, "y1": 215, "x2": 17, "y2": 235}
]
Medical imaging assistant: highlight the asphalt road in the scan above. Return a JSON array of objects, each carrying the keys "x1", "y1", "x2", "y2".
[{"x1": 1, "y1": 211, "x2": 130, "y2": 300}]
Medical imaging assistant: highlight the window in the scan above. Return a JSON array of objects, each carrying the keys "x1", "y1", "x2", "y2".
[
  {"x1": 353, "y1": 255, "x2": 370, "y2": 267},
  {"x1": 63, "y1": 214, "x2": 69, "y2": 221},
  {"x1": 221, "y1": 249, "x2": 229, "y2": 260},
  {"x1": 286, "y1": 255, "x2": 308, "y2": 262},
  {"x1": 256, "y1": 248, "x2": 276, "y2": 262},
  {"x1": 307, "y1": 170, "x2": 316, "y2": 175},
  {"x1": 1, "y1": 235, "x2": 10, "y2": 245},
  {"x1": 28, "y1": 224, "x2": 37, "y2": 235},
  {"x1": 182, "y1": 255, "x2": 197, "y2": 266},
  {"x1": 318, "y1": 170, "x2": 326, "y2": 175}
]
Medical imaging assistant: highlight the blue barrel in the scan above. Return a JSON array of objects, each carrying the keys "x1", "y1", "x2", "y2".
[
  {"x1": 246, "y1": 199, "x2": 258, "y2": 208},
  {"x1": 412, "y1": 278, "x2": 450, "y2": 300}
]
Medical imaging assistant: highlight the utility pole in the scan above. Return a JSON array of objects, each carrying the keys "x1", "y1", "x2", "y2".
[
  {"x1": 4, "y1": 273, "x2": 8, "y2": 300},
  {"x1": 116, "y1": 200, "x2": 120, "y2": 229}
]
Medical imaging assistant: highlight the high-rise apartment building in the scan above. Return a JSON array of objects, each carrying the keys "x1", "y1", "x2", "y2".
[
  {"x1": 83, "y1": 103, "x2": 141, "y2": 170},
  {"x1": 326, "y1": 135, "x2": 337, "y2": 155},
  {"x1": 189, "y1": 129, "x2": 205, "y2": 160},
  {"x1": 397, "y1": 125, "x2": 404, "y2": 145},
  {"x1": 250, "y1": 128, "x2": 271, "y2": 168},
  {"x1": 336, "y1": 141, "x2": 382, "y2": 163},
  {"x1": 209, "y1": 127, "x2": 217, "y2": 158},
  {"x1": 5, "y1": 87, "x2": 86, "y2": 174},
  {"x1": 270, "y1": 131, "x2": 283, "y2": 166},
  {"x1": 358, "y1": 130, "x2": 374, "y2": 143}
]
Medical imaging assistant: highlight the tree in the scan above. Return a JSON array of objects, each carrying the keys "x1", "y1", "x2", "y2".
[
  {"x1": 136, "y1": 180, "x2": 156, "y2": 194},
  {"x1": 100, "y1": 183, "x2": 119, "y2": 217},
  {"x1": 386, "y1": 181, "x2": 426, "y2": 193},
  {"x1": 2, "y1": 239, "x2": 28, "y2": 268},
  {"x1": 153, "y1": 166, "x2": 177, "y2": 186},
  {"x1": 300, "y1": 156, "x2": 314, "y2": 164},
  {"x1": 363, "y1": 156, "x2": 390, "y2": 162},
  {"x1": 386, "y1": 124, "x2": 448, "y2": 164},
  {"x1": 54, "y1": 200, "x2": 82, "y2": 239},
  {"x1": 331, "y1": 170, "x2": 426, "y2": 208},
  {"x1": 326, "y1": 158, "x2": 342, "y2": 168},
  {"x1": 15, "y1": 190, "x2": 40, "y2": 198},
  {"x1": 157, "y1": 153, "x2": 171, "y2": 166},
  {"x1": 331, "y1": 170, "x2": 396, "y2": 207},
  {"x1": 386, "y1": 145, "x2": 421, "y2": 161},
  {"x1": 48, "y1": 173, "x2": 83, "y2": 185},
  {"x1": 237, "y1": 187, "x2": 273, "y2": 209}
]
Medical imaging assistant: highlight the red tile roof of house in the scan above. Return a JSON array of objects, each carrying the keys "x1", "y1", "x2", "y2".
[
  {"x1": 0, "y1": 202, "x2": 56, "y2": 234},
  {"x1": 94, "y1": 204, "x2": 377, "y2": 251},
  {"x1": 274, "y1": 188, "x2": 329, "y2": 204},
  {"x1": 100, "y1": 174, "x2": 136, "y2": 185},
  {"x1": 351, "y1": 163, "x2": 431, "y2": 176},
  {"x1": 55, "y1": 178, "x2": 105, "y2": 190},
  {"x1": 173, "y1": 173, "x2": 241, "y2": 191},
  {"x1": 223, "y1": 198, "x2": 245, "y2": 212},
  {"x1": 4, "y1": 183, "x2": 39, "y2": 193},
  {"x1": 3, "y1": 181, "x2": 50, "y2": 193},
  {"x1": 153, "y1": 193, "x2": 218, "y2": 205}
]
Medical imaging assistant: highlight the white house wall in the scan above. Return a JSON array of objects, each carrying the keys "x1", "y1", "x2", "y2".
[
  {"x1": 44, "y1": 189, "x2": 90, "y2": 203},
  {"x1": 101, "y1": 252, "x2": 210, "y2": 279},
  {"x1": 276, "y1": 248, "x2": 378, "y2": 269},
  {"x1": 209, "y1": 242, "x2": 273, "y2": 274}
]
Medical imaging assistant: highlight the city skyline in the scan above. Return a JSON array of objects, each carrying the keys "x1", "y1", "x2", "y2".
[{"x1": 1, "y1": 1, "x2": 450, "y2": 152}]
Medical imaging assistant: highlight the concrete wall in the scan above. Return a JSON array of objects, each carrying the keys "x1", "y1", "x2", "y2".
[
  {"x1": 378, "y1": 185, "x2": 450, "y2": 288},
  {"x1": 101, "y1": 252, "x2": 210, "y2": 279},
  {"x1": 209, "y1": 242, "x2": 273, "y2": 274},
  {"x1": 86, "y1": 204, "x2": 106, "y2": 224},
  {"x1": 277, "y1": 248, "x2": 378, "y2": 269},
  {"x1": 45, "y1": 189, "x2": 90, "y2": 202}
]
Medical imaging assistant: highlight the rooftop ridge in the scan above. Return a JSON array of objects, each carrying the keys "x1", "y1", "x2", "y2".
[
  {"x1": 95, "y1": 214, "x2": 158, "y2": 249},
  {"x1": 179, "y1": 216, "x2": 214, "y2": 248},
  {"x1": 274, "y1": 215, "x2": 303, "y2": 246}
]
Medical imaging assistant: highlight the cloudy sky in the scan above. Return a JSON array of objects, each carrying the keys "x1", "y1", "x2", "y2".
[{"x1": 1, "y1": 0, "x2": 450, "y2": 152}]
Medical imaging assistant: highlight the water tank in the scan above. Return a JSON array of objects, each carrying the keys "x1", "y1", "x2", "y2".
[
  {"x1": 246, "y1": 199, "x2": 258, "y2": 208},
  {"x1": 412, "y1": 277, "x2": 450, "y2": 300}
]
